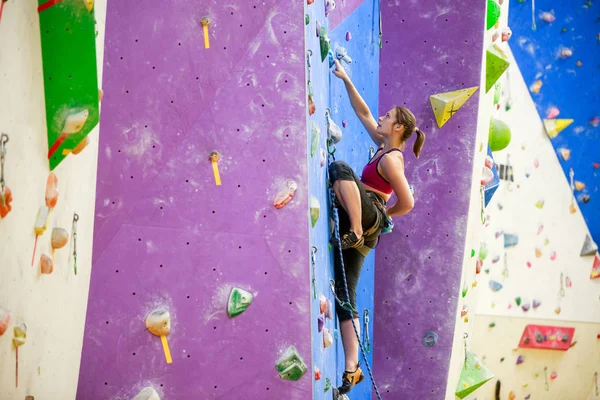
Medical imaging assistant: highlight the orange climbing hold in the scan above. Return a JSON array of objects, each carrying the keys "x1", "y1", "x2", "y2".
[
  {"x1": 0, "y1": 186, "x2": 12, "y2": 218},
  {"x1": 45, "y1": 172, "x2": 58, "y2": 209}
]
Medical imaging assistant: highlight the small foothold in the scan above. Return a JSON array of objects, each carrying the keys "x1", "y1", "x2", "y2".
[
  {"x1": 470, "y1": 249, "x2": 475, "y2": 257},
  {"x1": 145, "y1": 309, "x2": 171, "y2": 337},
  {"x1": 575, "y1": 181, "x2": 585, "y2": 191},
  {"x1": 559, "y1": 47, "x2": 573, "y2": 58},
  {"x1": 314, "y1": 367, "x2": 321, "y2": 380},
  {"x1": 227, "y1": 288, "x2": 253, "y2": 318},
  {"x1": 319, "y1": 294, "x2": 327, "y2": 314},
  {"x1": 209, "y1": 151, "x2": 220, "y2": 162},
  {"x1": 305, "y1": 14, "x2": 310, "y2": 25},
  {"x1": 45, "y1": 172, "x2": 59, "y2": 209},
  {"x1": 540, "y1": 11, "x2": 556, "y2": 23},
  {"x1": 515, "y1": 297, "x2": 522, "y2": 306},
  {"x1": 546, "y1": 106, "x2": 560, "y2": 119},
  {"x1": 484, "y1": 268, "x2": 490, "y2": 274},
  {"x1": 317, "y1": 315, "x2": 324, "y2": 332},
  {"x1": 0, "y1": 186, "x2": 12, "y2": 218},
  {"x1": 532, "y1": 299, "x2": 541, "y2": 309},
  {"x1": 535, "y1": 199, "x2": 545, "y2": 209},
  {"x1": 489, "y1": 280, "x2": 503, "y2": 292},
  {"x1": 535, "y1": 248, "x2": 543, "y2": 258},
  {"x1": 345, "y1": 32, "x2": 351, "y2": 41},
  {"x1": 422, "y1": 331, "x2": 438, "y2": 347},
  {"x1": 13, "y1": 323, "x2": 27, "y2": 348},
  {"x1": 516, "y1": 355, "x2": 525, "y2": 365},
  {"x1": 275, "y1": 345, "x2": 307, "y2": 381},
  {"x1": 72, "y1": 136, "x2": 90, "y2": 155},
  {"x1": 0, "y1": 308, "x2": 11, "y2": 336},
  {"x1": 555, "y1": 307, "x2": 561, "y2": 314},
  {"x1": 132, "y1": 387, "x2": 160, "y2": 400},
  {"x1": 324, "y1": 298, "x2": 332, "y2": 320},
  {"x1": 316, "y1": 20, "x2": 321, "y2": 37},
  {"x1": 98, "y1": 88, "x2": 103, "y2": 101},
  {"x1": 509, "y1": 391, "x2": 516, "y2": 400},
  {"x1": 527, "y1": 261, "x2": 532, "y2": 268},
  {"x1": 558, "y1": 147, "x2": 570, "y2": 161},
  {"x1": 581, "y1": 194, "x2": 590, "y2": 204},
  {"x1": 550, "y1": 252, "x2": 557, "y2": 261},
  {"x1": 500, "y1": 357, "x2": 505, "y2": 362},
  {"x1": 200, "y1": 17, "x2": 210, "y2": 27},
  {"x1": 320, "y1": 148, "x2": 326, "y2": 167},
  {"x1": 461, "y1": 285, "x2": 468, "y2": 298},
  {"x1": 342, "y1": 120, "x2": 347, "y2": 128},
  {"x1": 576, "y1": 60, "x2": 582, "y2": 67},
  {"x1": 323, "y1": 328, "x2": 333, "y2": 348},
  {"x1": 525, "y1": 395, "x2": 531, "y2": 400},
  {"x1": 324, "y1": 0, "x2": 336, "y2": 16},
  {"x1": 550, "y1": 371, "x2": 557, "y2": 380},
  {"x1": 489, "y1": 322, "x2": 496, "y2": 328},
  {"x1": 40, "y1": 254, "x2": 53, "y2": 274},
  {"x1": 310, "y1": 196, "x2": 320, "y2": 227},
  {"x1": 522, "y1": 303, "x2": 531, "y2": 312},
  {"x1": 324, "y1": 377, "x2": 331, "y2": 392}
]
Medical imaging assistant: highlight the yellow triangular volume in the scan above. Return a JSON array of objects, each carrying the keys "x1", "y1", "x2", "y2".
[
  {"x1": 543, "y1": 119, "x2": 573, "y2": 138},
  {"x1": 429, "y1": 86, "x2": 479, "y2": 128}
]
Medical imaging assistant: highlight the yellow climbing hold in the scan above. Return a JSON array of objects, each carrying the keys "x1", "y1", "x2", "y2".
[
  {"x1": 486, "y1": 44, "x2": 510, "y2": 92},
  {"x1": 558, "y1": 147, "x2": 571, "y2": 160},
  {"x1": 575, "y1": 181, "x2": 585, "y2": 191},
  {"x1": 530, "y1": 80, "x2": 542, "y2": 94},
  {"x1": 544, "y1": 119, "x2": 573, "y2": 138},
  {"x1": 429, "y1": 86, "x2": 479, "y2": 128},
  {"x1": 82, "y1": 0, "x2": 94, "y2": 11}
]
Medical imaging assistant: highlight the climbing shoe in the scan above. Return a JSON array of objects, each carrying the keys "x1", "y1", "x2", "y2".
[
  {"x1": 340, "y1": 231, "x2": 364, "y2": 250},
  {"x1": 338, "y1": 365, "x2": 365, "y2": 394}
]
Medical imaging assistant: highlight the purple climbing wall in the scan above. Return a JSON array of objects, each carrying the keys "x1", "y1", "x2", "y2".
[
  {"x1": 374, "y1": 1, "x2": 485, "y2": 398},
  {"x1": 77, "y1": 2, "x2": 312, "y2": 399}
]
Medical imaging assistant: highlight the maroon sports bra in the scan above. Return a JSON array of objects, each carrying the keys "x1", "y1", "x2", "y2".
[{"x1": 360, "y1": 148, "x2": 402, "y2": 195}]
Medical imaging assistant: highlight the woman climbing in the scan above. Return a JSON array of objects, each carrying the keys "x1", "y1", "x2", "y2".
[{"x1": 329, "y1": 59, "x2": 425, "y2": 395}]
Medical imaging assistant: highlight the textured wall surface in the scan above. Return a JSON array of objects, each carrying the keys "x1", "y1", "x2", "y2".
[
  {"x1": 509, "y1": 0, "x2": 599, "y2": 246},
  {"x1": 374, "y1": 1, "x2": 486, "y2": 398},
  {"x1": 0, "y1": 1, "x2": 107, "y2": 398},
  {"x1": 305, "y1": 0, "x2": 380, "y2": 398},
  {"x1": 77, "y1": 2, "x2": 312, "y2": 399}
]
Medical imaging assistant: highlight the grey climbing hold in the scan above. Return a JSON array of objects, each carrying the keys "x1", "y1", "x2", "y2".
[
  {"x1": 335, "y1": 47, "x2": 352, "y2": 64},
  {"x1": 422, "y1": 331, "x2": 439, "y2": 347},
  {"x1": 580, "y1": 234, "x2": 598, "y2": 256},
  {"x1": 132, "y1": 387, "x2": 160, "y2": 400}
]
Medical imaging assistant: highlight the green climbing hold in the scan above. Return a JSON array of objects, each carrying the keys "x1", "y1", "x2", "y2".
[
  {"x1": 311, "y1": 122, "x2": 320, "y2": 158},
  {"x1": 486, "y1": 44, "x2": 510, "y2": 92},
  {"x1": 324, "y1": 377, "x2": 332, "y2": 392},
  {"x1": 493, "y1": 81, "x2": 501, "y2": 105},
  {"x1": 310, "y1": 196, "x2": 320, "y2": 227},
  {"x1": 478, "y1": 243, "x2": 489, "y2": 261},
  {"x1": 455, "y1": 352, "x2": 495, "y2": 399},
  {"x1": 462, "y1": 285, "x2": 468, "y2": 298},
  {"x1": 320, "y1": 27, "x2": 331, "y2": 62},
  {"x1": 486, "y1": 0, "x2": 501, "y2": 30},
  {"x1": 306, "y1": 14, "x2": 310, "y2": 25},
  {"x1": 227, "y1": 288, "x2": 253, "y2": 317},
  {"x1": 489, "y1": 322, "x2": 496, "y2": 328},
  {"x1": 276, "y1": 346, "x2": 307, "y2": 381},
  {"x1": 489, "y1": 118, "x2": 511, "y2": 151},
  {"x1": 471, "y1": 249, "x2": 476, "y2": 258},
  {"x1": 515, "y1": 297, "x2": 522, "y2": 306}
]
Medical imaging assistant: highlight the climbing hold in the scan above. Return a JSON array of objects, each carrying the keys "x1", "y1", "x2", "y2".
[
  {"x1": 132, "y1": 387, "x2": 160, "y2": 400},
  {"x1": 319, "y1": 27, "x2": 330, "y2": 62},
  {"x1": 145, "y1": 308, "x2": 172, "y2": 364},
  {"x1": 488, "y1": 118, "x2": 511, "y2": 151},
  {"x1": 491, "y1": 30, "x2": 500, "y2": 42},
  {"x1": 227, "y1": 288, "x2": 253, "y2": 317},
  {"x1": 488, "y1": 280, "x2": 503, "y2": 292},
  {"x1": 308, "y1": 94, "x2": 316, "y2": 116},
  {"x1": 580, "y1": 194, "x2": 590, "y2": 204},
  {"x1": 486, "y1": 44, "x2": 510, "y2": 92},
  {"x1": 540, "y1": 11, "x2": 556, "y2": 23},
  {"x1": 489, "y1": 322, "x2": 496, "y2": 328},
  {"x1": 544, "y1": 119, "x2": 573, "y2": 138},
  {"x1": 527, "y1": 261, "x2": 532, "y2": 268},
  {"x1": 209, "y1": 151, "x2": 221, "y2": 186},
  {"x1": 311, "y1": 122, "x2": 320, "y2": 157},
  {"x1": 32, "y1": 206, "x2": 51, "y2": 266},
  {"x1": 0, "y1": 308, "x2": 11, "y2": 336},
  {"x1": 463, "y1": 316, "x2": 469, "y2": 323},
  {"x1": 550, "y1": 252, "x2": 557, "y2": 261},
  {"x1": 0, "y1": 186, "x2": 12, "y2": 219},
  {"x1": 501, "y1": 27, "x2": 512, "y2": 42},
  {"x1": 429, "y1": 86, "x2": 478, "y2": 128},
  {"x1": 422, "y1": 331, "x2": 439, "y2": 347},
  {"x1": 341, "y1": 120, "x2": 347, "y2": 128},
  {"x1": 325, "y1": 109, "x2": 343, "y2": 144},
  {"x1": 455, "y1": 352, "x2": 494, "y2": 399},
  {"x1": 575, "y1": 181, "x2": 585, "y2": 191},
  {"x1": 13, "y1": 322, "x2": 26, "y2": 387},
  {"x1": 317, "y1": 315, "x2": 324, "y2": 332},
  {"x1": 323, "y1": 328, "x2": 333, "y2": 348},
  {"x1": 320, "y1": 148, "x2": 326, "y2": 167},
  {"x1": 580, "y1": 234, "x2": 598, "y2": 256},
  {"x1": 72, "y1": 136, "x2": 90, "y2": 155},
  {"x1": 51, "y1": 227, "x2": 69, "y2": 252},
  {"x1": 274, "y1": 180, "x2": 298, "y2": 209},
  {"x1": 462, "y1": 285, "x2": 468, "y2": 298},
  {"x1": 555, "y1": 307, "x2": 561, "y2": 314},
  {"x1": 45, "y1": 172, "x2": 58, "y2": 209},
  {"x1": 504, "y1": 233, "x2": 519, "y2": 248},
  {"x1": 565, "y1": 276, "x2": 572, "y2": 287},
  {"x1": 532, "y1": 299, "x2": 541, "y2": 309},
  {"x1": 40, "y1": 254, "x2": 53, "y2": 274},
  {"x1": 515, "y1": 297, "x2": 522, "y2": 306},
  {"x1": 535, "y1": 248, "x2": 542, "y2": 258},
  {"x1": 461, "y1": 305, "x2": 468, "y2": 318},
  {"x1": 276, "y1": 345, "x2": 307, "y2": 381},
  {"x1": 525, "y1": 395, "x2": 531, "y2": 399},
  {"x1": 535, "y1": 200, "x2": 545, "y2": 209},
  {"x1": 305, "y1": 14, "x2": 310, "y2": 25},
  {"x1": 486, "y1": 0, "x2": 501, "y2": 30},
  {"x1": 590, "y1": 116, "x2": 600, "y2": 127},
  {"x1": 558, "y1": 148, "x2": 570, "y2": 161},
  {"x1": 547, "y1": 106, "x2": 560, "y2": 119},
  {"x1": 530, "y1": 80, "x2": 543, "y2": 94},
  {"x1": 493, "y1": 82, "x2": 501, "y2": 105},
  {"x1": 500, "y1": 357, "x2": 504, "y2": 362},
  {"x1": 308, "y1": 0, "x2": 315, "y2": 4},
  {"x1": 559, "y1": 47, "x2": 573, "y2": 58},
  {"x1": 310, "y1": 196, "x2": 320, "y2": 227},
  {"x1": 475, "y1": 258, "x2": 483, "y2": 274},
  {"x1": 314, "y1": 367, "x2": 321, "y2": 381},
  {"x1": 590, "y1": 255, "x2": 600, "y2": 279},
  {"x1": 200, "y1": 18, "x2": 211, "y2": 49},
  {"x1": 324, "y1": 298, "x2": 332, "y2": 320},
  {"x1": 324, "y1": 0, "x2": 336, "y2": 16},
  {"x1": 492, "y1": 255, "x2": 500, "y2": 263},
  {"x1": 516, "y1": 355, "x2": 524, "y2": 365},
  {"x1": 479, "y1": 243, "x2": 489, "y2": 260},
  {"x1": 315, "y1": 20, "x2": 321, "y2": 37},
  {"x1": 550, "y1": 371, "x2": 557, "y2": 380},
  {"x1": 319, "y1": 294, "x2": 327, "y2": 314},
  {"x1": 345, "y1": 32, "x2": 351, "y2": 41},
  {"x1": 335, "y1": 47, "x2": 352, "y2": 64},
  {"x1": 471, "y1": 249, "x2": 476, "y2": 258},
  {"x1": 324, "y1": 377, "x2": 331, "y2": 392},
  {"x1": 509, "y1": 391, "x2": 516, "y2": 400},
  {"x1": 522, "y1": 303, "x2": 531, "y2": 312}
]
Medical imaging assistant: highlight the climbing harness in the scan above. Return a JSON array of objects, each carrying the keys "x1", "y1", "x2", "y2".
[
  {"x1": 0, "y1": 133, "x2": 8, "y2": 206},
  {"x1": 363, "y1": 309, "x2": 371, "y2": 354},
  {"x1": 326, "y1": 145, "x2": 383, "y2": 400},
  {"x1": 72, "y1": 213, "x2": 79, "y2": 275}
]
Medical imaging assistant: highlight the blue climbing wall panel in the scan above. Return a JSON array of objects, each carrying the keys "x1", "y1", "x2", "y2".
[
  {"x1": 509, "y1": 0, "x2": 600, "y2": 244},
  {"x1": 305, "y1": 0, "x2": 379, "y2": 398}
]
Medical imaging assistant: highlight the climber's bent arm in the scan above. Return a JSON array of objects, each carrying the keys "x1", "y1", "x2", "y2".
[{"x1": 379, "y1": 152, "x2": 414, "y2": 217}]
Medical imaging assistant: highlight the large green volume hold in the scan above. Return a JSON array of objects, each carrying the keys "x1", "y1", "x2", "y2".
[{"x1": 38, "y1": 0, "x2": 99, "y2": 170}]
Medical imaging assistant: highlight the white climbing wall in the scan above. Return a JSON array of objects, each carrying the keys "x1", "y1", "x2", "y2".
[
  {"x1": 466, "y1": 48, "x2": 600, "y2": 399},
  {"x1": 0, "y1": 1, "x2": 107, "y2": 398}
]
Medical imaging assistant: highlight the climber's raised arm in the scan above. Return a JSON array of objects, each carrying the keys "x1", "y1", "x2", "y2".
[{"x1": 332, "y1": 60, "x2": 383, "y2": 146}]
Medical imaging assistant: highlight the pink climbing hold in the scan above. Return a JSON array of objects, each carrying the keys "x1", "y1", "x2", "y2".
[
  {"x1": 550, "y1": 251, "x2": 557, "y2": 261},
  {"x1": 345, "y1": 32, "x2": 351, "y2": 41},
  {"x1": 546, "y1": 106, "x2": 560, "y2": 119},
  {"x1": 527, "y1": 261, "x2": 532, "y2": 268},
  {"x1": 342, "y1": 120, "x2": 347, "y2": 128},
  {"x1": 540, "y1": 12, "x2": 556, "y2": 23},
  {"x1": 273, "y1": 180, "x2": 297, "y2": 209},
  {"x1": 590, "y1": 116, "x2": 600, "y2": 127},
  {"x1": 319, "y1": 294, "x2": 327, "y2": 314}
]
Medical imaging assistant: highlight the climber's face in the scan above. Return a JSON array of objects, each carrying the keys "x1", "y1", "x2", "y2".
[{"x1": 376, "y1": 108, "x2": 402, "y2": 136}]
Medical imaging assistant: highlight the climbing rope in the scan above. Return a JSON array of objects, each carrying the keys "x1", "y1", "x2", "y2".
[{"x1": 326, "y1": 146, "x2": 383, "y2": 400}]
